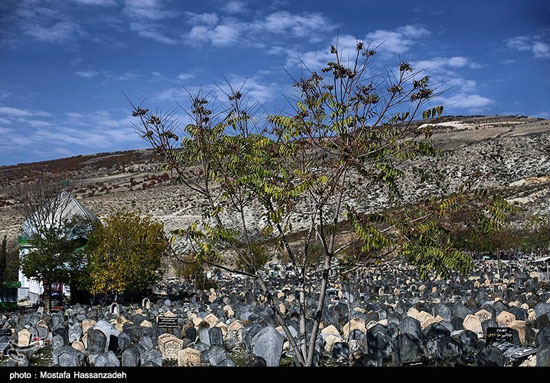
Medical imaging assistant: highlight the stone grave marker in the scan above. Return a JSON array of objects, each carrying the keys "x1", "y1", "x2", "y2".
[
  {"x1": 17, "y1": 329, "x2": 31, "y2": 347},
  {"x1": 109, "y1": 303, "x2": 119, "y2": 316},
  {"x1": 158, "y1": 334, "x2": 183, "y2": 361},
  {"x1": 177, "y1": 347, "x2": 201, "y2": 367}
]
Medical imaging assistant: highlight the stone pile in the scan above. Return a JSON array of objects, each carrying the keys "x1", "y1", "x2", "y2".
[{"x1": 1, "y1": 255, "x2": 550, "y2": 367}]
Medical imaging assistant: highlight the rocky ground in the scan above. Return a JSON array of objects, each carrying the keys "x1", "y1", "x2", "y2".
[
  {"x1": 1, "y1": 254, "x2": 550, "y2": 367},
  {"x1": 1, "y1": 115, "x2": 549, "y2": 263}
]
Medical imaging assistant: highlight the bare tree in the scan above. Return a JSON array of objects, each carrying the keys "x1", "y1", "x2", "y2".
[{"x1": 13, "y1": 176, "x2": 90, "y2": 312}]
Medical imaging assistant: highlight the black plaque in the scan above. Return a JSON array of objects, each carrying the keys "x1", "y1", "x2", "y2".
[
  {"x1": 0, "y1": 329, "x2": 12, "y2": 337},
  {"x1": 486, "y1": 327, "x2": 514, "y2": 344},
  {"x1": 157, "y1": 316, "x2": 178, "y2": 328}
]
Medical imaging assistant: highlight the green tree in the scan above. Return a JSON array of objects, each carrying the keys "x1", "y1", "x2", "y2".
[
  {"x1": 14, "y1": 177, "x2": 92, "y2": 312},
  {"x1": 85, "y1": 211, "x2": 169, "y2": 297},
  {"x1": 131, "y1": 42, "x2": 516, "y2": 366},
  {"x1": 21, "y1": 218, "x2": 89, "y2": 312}
]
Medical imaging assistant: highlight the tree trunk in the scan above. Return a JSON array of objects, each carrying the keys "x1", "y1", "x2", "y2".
[{"x1": 46, "y1": 283, "x2": 52, "y2": 313}]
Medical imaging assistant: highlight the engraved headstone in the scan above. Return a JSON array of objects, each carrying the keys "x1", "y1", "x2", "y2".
[{"x1": 158, "y1": 334, "x2": 183, "y2": 360}]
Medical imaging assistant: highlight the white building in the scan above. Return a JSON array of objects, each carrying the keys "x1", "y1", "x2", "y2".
[{"x1": 18, "y1": 192, "x2": 98, "y2": 305}]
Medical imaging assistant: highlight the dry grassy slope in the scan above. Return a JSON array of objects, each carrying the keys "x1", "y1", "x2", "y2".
[{"x1": 1, "y1": 115, "x2": 549, "y2": 252}]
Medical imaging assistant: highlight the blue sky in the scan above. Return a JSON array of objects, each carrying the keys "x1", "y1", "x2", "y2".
[{"x1": 0, "y1": 0, "x2": 549, "y2": 166}]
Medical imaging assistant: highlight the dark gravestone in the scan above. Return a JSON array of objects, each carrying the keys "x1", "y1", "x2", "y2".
[
  {"x1": 124, "y1": 326, "x2": 143, "y2": 343},
  {"x1": 52, "y1": 327, "x2": 69, "y2": 346},
  {"x1": 508, "y1": 306, "x2": 526, "y2": 321},
  {"x1": 88, "y1": 329, "x2": 107, "y2": 354},
  {"x1": 423, "y1": 322, "x2": 450, "y2": 340},
  {"x1": 480, "y1": 303, "x2": 497, "y2": 319},
  {"x1": 68, "y1": 323, "x2": 82, "y2": 344},
  {"x1": 451, "y1": 317, "x2": 464, "y2": 331},
  {"x1": 247, "y1": 356, "x2": 267, "y2": 367},
  {"x1": 349, "y1": 329, "x2": 367, "y2": 353},
  {"x1": 209, "y1": 327, "x2": 223, "y2": 346},
  {"x1": 242, "y1": 324, "x2": 263, "y2": 352},
  {"x1": 459, "y1": 330, "x2": 480, "y2": 354},
  {"x1": 536, "y1": 325, "x2": 550, "y2": 347},
  {"x1": 117, "y1": 332, "x2": 131, "y2": 352},
  {"x1": 251, "y1": 326, "x2": 284, "y2": 367},
  {"x1": 535, "y1": 303, "x2": 550, "y2": 319},
  {"x1": 95, "y1": 351, "x2": 120, "y2": 367},
  {"x1": 437, "y1": 336, "x2": 462, "y2": 361},
  {"x1": 400, "y1": 317, "x2": 422, "y2": 340},
  {"x1": 436, "y1": 304, "x2": 452, "y2": 322},
  {"x1": 367, "y1": 325, "x2": 392, "y2": 362},
  {"x1": 55, "y1": 346, "x2": 85, "y2": 367},
  {"x1": 138, "y1": 336, "x2": 153, "y2": 351},
  {"x1": 121, "y1": 345, "x2": 141, "y2": 367},
  {"x1": 52, "y1": 335, "x2": 65, "y2": 351},
  {"x1": 537, "y1": 344, "x2": 550, "y2": 367},
  {"x1": 477, "y1": 345, "x2": 505, "y2": 367},
  {"x1": 108, "y1": 335, "x2": 119, "y2": 353},
  {"x1": 393, "y1": 334, "x2": 423, "y2": 365},
  {"x1": 141, "y1": 349, "x2": 162, "y2": 367},
  {"x1": 199, "y1": 328, "x2": 210, "y2": 346},
  {"x1": 206, "y1": 345, "x2": 227, "y2": 366},
  {"x1": 185, "y1": 327, "x2": 197, "y2": 341},
  {"x1": 36, "y1": 326, "x2": 48, "y2": 340},
  {"x1": 452, "y1": 303, "x2": 471, "y2": 320},
  {"x1": 535, "y1": 314, "x2": 550, "y2": 330},
  {"x1": 332, "y1": 342, "x2": 349, "y2": 361},
  {"x1": 493, "y1": 301, "x2": 506, "y2": 316}
]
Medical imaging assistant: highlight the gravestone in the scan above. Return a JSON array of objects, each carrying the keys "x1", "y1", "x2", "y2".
[
  {"x1": 88, "y1": 329, "x2": 107, "y2": 354},
  {"x1": 209, "y1": 327, "x2": 223, "y2": 346},
  {"x1": 109, "y1": 303, "x2": 119, "y2": 316},
  {"x1": 17, "y1": 329, "x2": 31, "y2": 347},
  {"x1": 55, "y1": 346, "x2": 85, "y2": 367},
  {"x1": 158, "y1": 334, "x2": 183, "y2": 361},
  {"x1": 142, "y1": 298, "x2": 151, "y2": 310},
  {"x1": 121, "y1": 345, "x2": 141, "y2": 367},
  {"x1": 95, "y1": 351, "x2": 120, "y2": 367},
  {"x1": 82, "y1": 319, "x2": 96, "y2": 335},
  {"x1": 141, "y1": 349, "x2": 162, "y2": 366},
  {"x1": 206, "y1": 345, "x2": 227, "y2": 366},
  {"x1": 394, "y1": 333, "x2": 423, "y2": 365},
  {"x1": 400, "y1": 317, "x2": 422, "y2": 340},
  {"x1": 177, "y1": 347, "x2": 201, "y2": 367},
  {"x1": 251, "y1": 326, "x2": 284, "y2": 367}
]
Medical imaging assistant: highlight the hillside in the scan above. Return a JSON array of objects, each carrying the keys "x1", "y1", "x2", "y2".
[{"x1": 1, "y1": 115, "x2": 549, "y2": 254}]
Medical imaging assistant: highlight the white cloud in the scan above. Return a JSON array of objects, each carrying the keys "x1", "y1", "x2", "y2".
[
  {"x1": 182, "y1": 10, "x2": 335, "y2": 48},
  {"x1": 129, "y1": 21, "x2": 179, "y2": 44},
  {"x1": 505, "y1": 35, "x2": 550, "y2": 59},
  {"x1": 262, "y1": 11, "x2": 333, "y2": 38},
  {"x1": 154, "y1": 74, "x2": 283, "y2": 104},
  {"x1": 532, "y1": 41, "x2": 550, "y2": 58},
  {"x1": 177, "y1": 73, "x2": 195, "y2": 81},
  {"x1": 0, "y1": 106, "x2": 52, "y2": 118},
  {"x1": 122, "y1": 0, "x2": 178, "y2": 20},
  {"x1": 222, "y1": 1, "x2": 248, "y2": 15},
  {"x1": 73, "y1": 0, "x2": 118, "y2": 6},
  {"x1": 366, "y1": 25, "x2": 430, "y2": 55},
  {"x1": 75, "y1": 70, "x2": 100, "y2": 78},
  {"x1": 25, "y1": 21, "x2": 85, "y2": 44},
  {"x1": 439, "y1": 93, "x2": 493, "y2": 110}
]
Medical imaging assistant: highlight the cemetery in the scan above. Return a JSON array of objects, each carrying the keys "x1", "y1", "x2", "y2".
[{"x1": 1, "y1": 252, "x2": 550, "y2": 367}]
